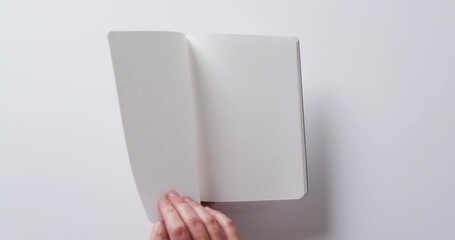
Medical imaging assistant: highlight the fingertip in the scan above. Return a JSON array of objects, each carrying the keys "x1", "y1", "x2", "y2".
[
  {"x1": 166, "y1": 189, "x2": 179, "y2": 198},
  {"x1": 159, "y1": 198, "x2": 170, "y2": 208},
  {"x1": 182, "y1": 196, "x2": 197, "y2": 204}
]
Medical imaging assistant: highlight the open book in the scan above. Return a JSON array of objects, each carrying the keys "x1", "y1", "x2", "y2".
[{"x1": 108, "y1": 31, "x2": 307, "y2": 222}]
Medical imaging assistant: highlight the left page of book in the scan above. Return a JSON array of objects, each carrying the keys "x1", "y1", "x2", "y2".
[{"x1": 108, "y1": 31, "x2": 200, "y2": 222}]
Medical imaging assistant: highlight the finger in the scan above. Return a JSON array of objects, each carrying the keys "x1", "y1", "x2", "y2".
[
  {"x1": 158, "y1": 198, "x2": 191, "y2": 240},
  {"x1": 205, "y1": 207, "x2": 240, "y2": 240},
  {"x1": 183, "y1": 196, "x2": 225, "y2": 240},
  {"x1": 166, "y1": 190, "x2": 210, "y2": 240},
  {"x1": 150, "y1": 221, "x2": 170, "y2": 240}
]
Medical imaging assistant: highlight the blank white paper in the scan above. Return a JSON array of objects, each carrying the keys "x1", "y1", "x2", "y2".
[
  {"x1": 108, "y1": 31, "x2": 200, "y2": 222},
  {"x1": 187, "y1": 34, "x2": 307, "y2": 201},
  {"x1": 108, "y1": 31, "x2": 307, "y2": 222}
]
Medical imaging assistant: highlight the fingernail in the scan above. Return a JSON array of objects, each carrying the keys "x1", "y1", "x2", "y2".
[
  {"x1": 167, "y1": 190, "x2": 179, "y2": 197},
  {"x1": 182, "y1": 196, "x2": 193, "y2": 203}
]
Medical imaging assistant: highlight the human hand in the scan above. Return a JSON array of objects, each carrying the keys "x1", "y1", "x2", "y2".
[{"x1": 150, "y1": 190, "x2": 240, "y2": 240}]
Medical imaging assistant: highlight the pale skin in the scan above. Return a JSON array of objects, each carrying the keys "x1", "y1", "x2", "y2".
[{"x1": 150, "y1": 190, "x2": 240, "y2": 240}]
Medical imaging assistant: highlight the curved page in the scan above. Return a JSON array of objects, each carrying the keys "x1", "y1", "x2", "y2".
[{"x1": 108, "y1": 31, "x2": 200, "y2": 222}]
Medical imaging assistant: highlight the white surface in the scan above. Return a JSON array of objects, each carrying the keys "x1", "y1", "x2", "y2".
[
  {"x1": 108, "y1": 31, "x2": 200, "y2": 222},
  {"x1": 1, "y1": 1, "x2": 454, "y2": 240}
]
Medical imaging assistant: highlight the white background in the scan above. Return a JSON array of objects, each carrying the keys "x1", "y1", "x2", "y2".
[{"x1": 1, "y1": 0, "x2": 454, "y2": 239}]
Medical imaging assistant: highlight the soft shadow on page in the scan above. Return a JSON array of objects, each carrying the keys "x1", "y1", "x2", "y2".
[
  {"x1": 214, "y1": 101, "x2": 332, "y2": 240},
  {"x1": 185, "y1": 38, "x2": 217, "y2": 200}
]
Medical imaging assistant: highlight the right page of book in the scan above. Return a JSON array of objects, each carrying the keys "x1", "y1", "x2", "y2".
[{"x1": 186, "y1": 34, "x2": 307, "y2": 201}]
